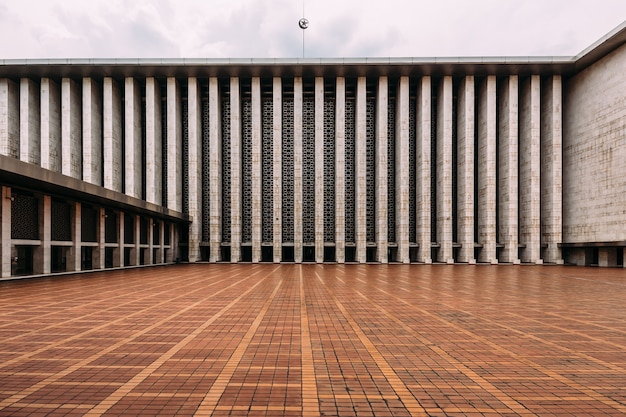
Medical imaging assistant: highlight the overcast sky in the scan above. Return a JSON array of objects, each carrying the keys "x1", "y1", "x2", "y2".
[{"x1": 0, "y1": 0, "x2": 624, "y2": 59}]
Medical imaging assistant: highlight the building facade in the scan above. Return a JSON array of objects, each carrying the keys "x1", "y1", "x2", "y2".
[{"x1": 1, "y1": 24, "x2": 625, "y2": 278}]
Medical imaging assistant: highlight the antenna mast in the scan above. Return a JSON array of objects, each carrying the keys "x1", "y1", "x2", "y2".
[{"x1": 298, "y1": 0, "x2": 308, "y2": 58}]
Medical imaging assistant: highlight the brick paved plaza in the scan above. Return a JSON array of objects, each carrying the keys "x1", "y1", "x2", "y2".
[{"x1": 1, "y1": 264, "x2": 625, "y2": 416}]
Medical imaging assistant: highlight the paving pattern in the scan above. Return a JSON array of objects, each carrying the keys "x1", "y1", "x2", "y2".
[{"x1": 1, "y1": 264, "x2": 625, "y2": 416}]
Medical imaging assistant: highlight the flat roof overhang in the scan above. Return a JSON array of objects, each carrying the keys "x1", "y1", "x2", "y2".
[
  {"x1": 0, "y1": 155, "x2": 190, "y2": 224},
  {"x1": 0, "y1": 21, "x2": 624, "y2": 80}
]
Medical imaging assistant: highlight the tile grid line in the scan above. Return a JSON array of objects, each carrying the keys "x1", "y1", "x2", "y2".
[
  {"x1": 357, "y1": 272, "x2": 626, "y2": 415},
  {"x1": 314, "y1": 270, "x2": 429, "y2": 417},
  {"x1": 0, "y1": 266, "x2": 268, "y2": 411},
  {"x1": 193, "y1": 275, "x2": 284, "y2": 416},
  {"x1": 299, "y1": 265, "x2": 320, "y2": 416}
]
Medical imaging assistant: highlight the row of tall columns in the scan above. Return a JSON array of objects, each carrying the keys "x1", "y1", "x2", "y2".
[
  {"x1": 1, "y1": 74, "x2": 563, "y2": 264},
  {"x1": 0, "y1": 186, "x2": 175, "y2": 278}
]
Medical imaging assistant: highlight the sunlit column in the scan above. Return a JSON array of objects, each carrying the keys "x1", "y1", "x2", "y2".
[
  {"x1": 187, "y1": 77, "x2": 202, "y2": 262},
  {"x1": 0, "y1": 79, "x2": 19, "y2": 158},
  {"x1": 498, "y1": 76, "x2": 520, "y2": 264},
  {"x1": 41, "y1": 78, "x2": 61, "y2": 172},
  {"x1": 230, "y1": 77, "x2": 242, "y2": 262},
  {"x1": 375, "y1": 76, "x2": 388, "y2": 263},
  {"x1": 145, "y1": 77, "x2": 162, "y2": 205},
  {"x1": 541, "y1": 75, "x2": 563, "y2": 264},
  {"x1": 82, "y1": 77, "x2": 102, "y2": 186},
  {"x1": 61, "y1": 78, "x2": 82, "y2": 179},
  {"x1": 167, "y1": 77, "x2": 183, "y2": 212},
  {"x1": 209, "y1": 77, "x2": 222, "y2": 262},
  {"x1": 103, "y1": 77, "x2": 123, "y2": 192},
  {"x1": 416, "y1": 76, "x2": 432, "y2": 263},
  {"x1": 456, "y1": 76, "x2": 475, "y2": 263},
  {"x1": 477, "y1": 76, "x2": 497, "y2": 264},
  {"x1": 20, "y1": 78, "x2": 40, "y2": 164},
  {"x1": 519, "y1": 75, "x2": 542, "y2": 264}
]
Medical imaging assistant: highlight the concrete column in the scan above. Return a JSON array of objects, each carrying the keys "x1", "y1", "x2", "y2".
[
  {"x1": 147, "y1": 218, "x2": 154, "y2": 264},
  {"x1": 315, "y1": 77, "x2": 325, "y2": 263},
  {"x1": 68, "y1": 202, "x2": 81, "y2": 272},
  {"x1": 251, "y1": 77, "x2": 262, "y2": 263},
  {"x1": 272, "y1": 77, "x2": 283, "y2": 263},
  {"x1": 230, "y1": 77, "x2": 242, "y2": 262},
  {"x1": 159, "y1": 221, "x2": 166, "y2": 263},
  {"x1": 96, "y1": 207, "x2": 105, "y2": 269},
  {"x1": 61, "y1": 78, "x2": 82, "y2": 179},
  {"x1": 124, "y1": 78, "x2": 142, "y2": 199},
  {"x1": 40, "y1": 78, "x2": 61, "y2": 172},
  {"x1": 416, "y1": 77, "x2": 432, "y2": 263},
  {"x1": 116, "y1": 211, "x2": 124, "y2": 267},
  {"x1": 375, "y1": 77, "x2": 389, "y2": 263},
  {"x1": 187, "y1": 77, "x2": 202, "y2": 262},
  {"x1": 335, "y1": 77, "x2": 346, "y2": 263},
  {"x1": 209, "y1": 78, "x2": 222, "y2": 262},
  {"x1": 436, "y1": 76, "x2": 454, "y2": 263},
  {"x1": 0, "y1": 79, "x2": 19, "y2": 158},
  {"x1": 34, "y1": 195, "x2": 51, "y2": 274},
  {"x1": 355, "y1": 77, "x2": 367, "y2": 263},
  {"x1": 498, "y1": 76, "x2": 520, "y2": 264},
  {"x1": 1, "y1": 187, "x2": 12, "y2": 278},
  {"x1": 167, "y1": 77, "x2": 183, "y2": 212},
  {"x1": 145, "y1": 77, "x2": 162, "y2": 205},
  {"x1": 103, "y1": 77, "x2": 123, "y2": 192},
  {"x1": 541, "y1": 76, "x2": 563, "y2": 264},
  {"x1": 20, "y1": 78, "x2": 41, "y2": 165},
  {"x1": 457, "y1": 76, "x2": 476, "y2": 263},
  {"x1": 167, "y1": 224, "x2": 176, "y2": 263},
  {"x1": 133, "y1": 215, "x2": 141, "y2": 266},
  {"x1": 293, "y1": 77, "x2": 303, "y2": 263},
  {"x1": 520, "y1": 76, "x2": 542, "y2": 264},
  {"x1": 395, "y1": 77, "x2": 410, "y2": 263},
  {"x1": 477, "y1": 76, "x2": 498, "y2": 264},
  {"x1": 83, "y1": 78, "x2": 102, "y2": 186}
]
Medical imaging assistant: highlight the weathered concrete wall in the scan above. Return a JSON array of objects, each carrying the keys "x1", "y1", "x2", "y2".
[{"x1": 563, "y1": 44, "x2": 626, "y2": 243}]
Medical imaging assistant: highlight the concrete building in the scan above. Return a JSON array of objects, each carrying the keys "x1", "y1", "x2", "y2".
[{"x1": 1, "y1": 23, "x2": 625, "y2": 278}]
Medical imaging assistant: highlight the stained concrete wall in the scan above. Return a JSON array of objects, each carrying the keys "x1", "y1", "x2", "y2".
[{"x1": 563, "y1": 44, "x2": 626, "y2": 243}]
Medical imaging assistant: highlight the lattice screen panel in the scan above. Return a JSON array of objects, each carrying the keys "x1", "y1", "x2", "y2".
[
  {"x1": 282, "y1": 98, "x2": 294, "y2": 242},
  {"x1": 221, "y1": 90, "x2": 232, "y2": 242},
  {"x1": 262, "y1": 98, "x2": 274, "y2": 243},
  {"x1": 323, "y1": 98, "x2": 336, "y2": 242},
  {"x1": 242, "y1": 99, "x2": 252, "y2": 243},
  {"x1": 387, "y1": 97, "x2": 396, "y2": 243},
  {"x1": 345, "y1": 98, "x2": 355, "y2": 243},
  {"x1": 201, "y1": 97, "x2": 210, "y2": 243},
  {"x1": 51, "y1": 199, "x2": 71, "y2": 242},
  {"x1": 303, "y1": 98, "x2": 315, "y2": 243},
  {"x1": 366, "y1": 97, "x2": 376, "y2": 242}
]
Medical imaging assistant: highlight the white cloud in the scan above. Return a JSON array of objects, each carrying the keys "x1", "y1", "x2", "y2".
[{"x1": 0, "y1": 0, "x2": 624, "y2": 58}]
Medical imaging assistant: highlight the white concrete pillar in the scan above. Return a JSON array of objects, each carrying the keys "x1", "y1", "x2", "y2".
[
  {"x1": 40, "y1": 78, "x2": 61, "y2": 172},
  {"x1": 436, "y1": 76, "x2": 454, "y2": 263},
  {"x1": 1, "y1": 187, "x2": 12, "y2": 278},
  {"x1": 36, "y1": 195, "x2": 52, "y2": 274},
  {"x1": 314, "y1": 77, "x2": 325, "y2": 263},
  {"x1": 273, "y1": 77, "x2": 283, "y2": 263},
  {"x1": 187, "y1": 77, "x2": 202, "y2": 262},
  {"x1": 0, "y1": 79, "x2": 19, "y2": 158},
  {"x1": 20, "y1": 78, "x2": 41, "y2": 165},
  {"x1": 520, "y1": 76, "x2": 542, "y2": 264},
  {"x1": 209, "y1": 78, "x2": 222, "y2": 262},
  {"x1": 293, "y1": 77, "x2": 303, "y2": 263},
  {"x1": 375, "y1": 76, "x2": 389, "y2": 263},
  {"x1": 498, "y1": 76, "x2": 520, "y2": 264},
  {"x1": 159, "y1": 221, "x2": 166, "y2": 264},
  {"x1": 167, "y1": 77, "x2": 183, "y2": 212},
  {"x1": 82, "y1": 78, "x2": 102, "y2": 186},
  {"x1": 395, "y1": 77, "x2": 410, "y2": 264},
  {"x1": 124, "y1": 78, "x2": 142, "y2": 199},
  {"x1": 96, "y1": 207, "x2": 105, "y2": 269},
  {"x1": 541, "y1": 75, "x2": 563, "y2": 264},
  {"x1": 416, "y1": 77, "x2": 432, "y2": 263},
  {"x1": 355, "y1": 77, "x2": 367, "y2": 263},
  {"x1": 457, "y1": 76, "x2": 476, "y2": 263},
  {"x1": 133, "y1": 215, "x2": 141, "y2": 266},
  {"x1": 477, "y1": 76, "x2": 498, "y2": 264},
  {"x1": 335, "y1": 77, "x2": 346, "y2": 263},
  {"x1": 251, "y1": 77, "x2": 262, "y2": 263},
  {"x1": 147, "y1": 219, "x2": 154, "y2": 265},
  {"x1": 103, "y1": 77, "x2": 123, "y2": 192},
  {"x1": 145, "y1": 77, "x2": 162, "y2": 205},
  {"x1": 69, "y1": 202, "x2": 81, "y2": 272},
  {"x1": 61, "y1": 78, "x2": 82, "y2": 179},
  {"x1": 230, "y1": 77, "x2": 242, "y2": 263},
  {"x1": 116, "y1": 211, "x2": 124, "y2": 268}
]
